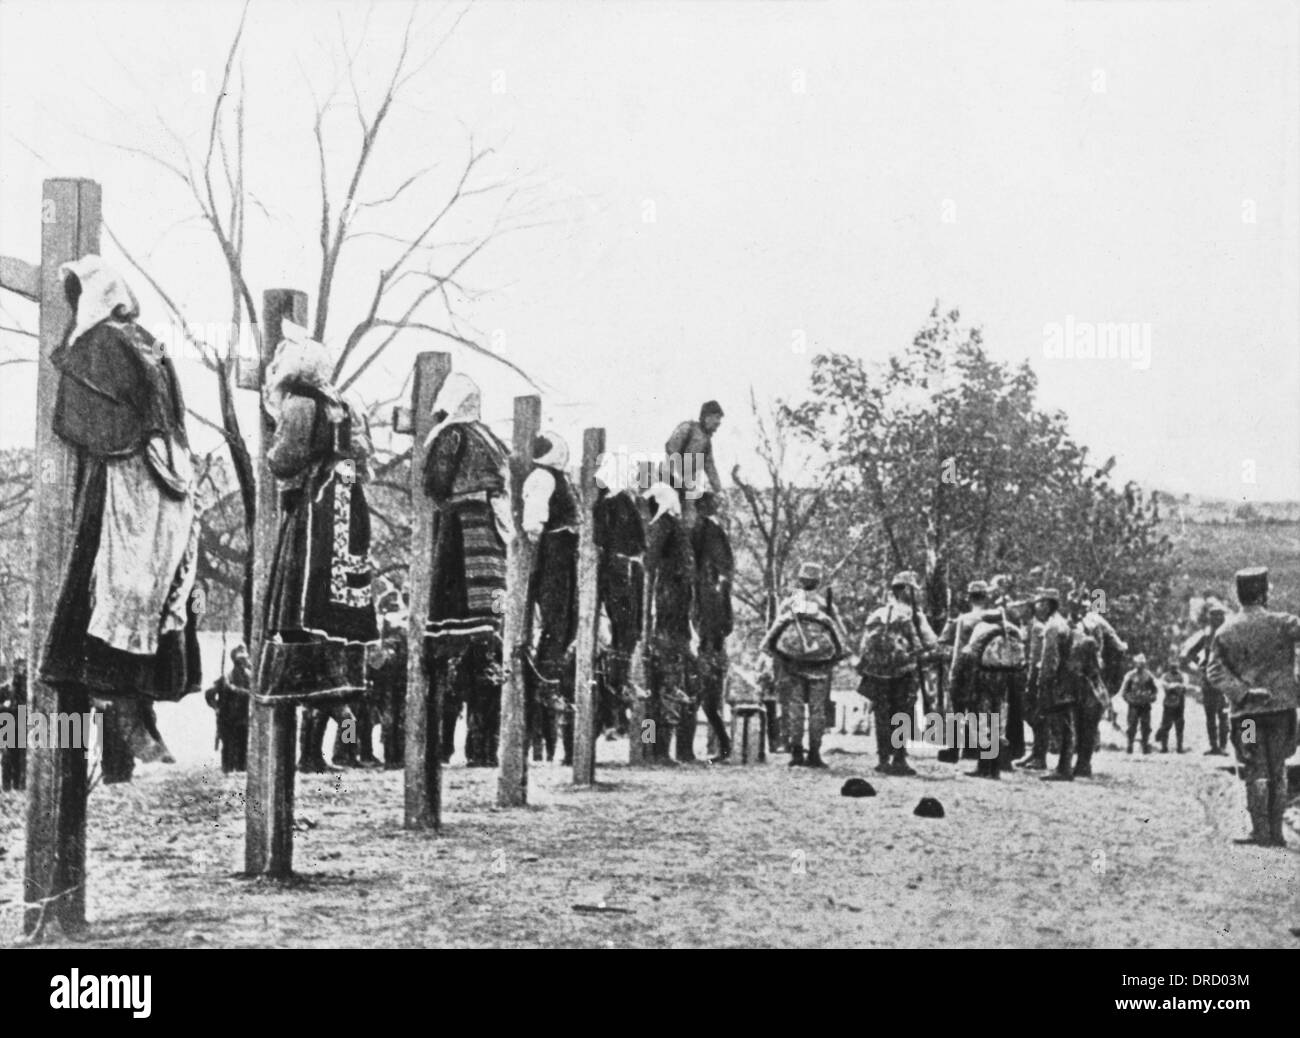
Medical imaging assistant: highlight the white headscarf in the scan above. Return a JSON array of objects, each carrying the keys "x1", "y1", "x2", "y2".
[
  {"x1": 534, "y1": 428, "x2": 570, "y2": 470},
  {"x1": 643, "y1": 481, "x2": 681, "y2": 522},
  {"x1": 263, "y1": 320, "x2": 341, "y2": 423},
  {"x1": 59, "y1": 255, "x2": 140, "y2": 345},
  {"x1": 423, "y1": 372, "x2": 482, "y2": 449}
]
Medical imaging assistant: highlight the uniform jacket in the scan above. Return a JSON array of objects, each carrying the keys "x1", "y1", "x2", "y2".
[
  {"x1": 1205, "y1": 605, "x2": 1300, "y2": 718},
  {"x1": 664, "y1": 419, "x2": 721, "y2": 494},
  {"x1": 1119, "y1": 669, "x2": 1161, "y2": 707},
  {"x1": 1035, "y1": 611, "x2": 1074, "y2": 711}
]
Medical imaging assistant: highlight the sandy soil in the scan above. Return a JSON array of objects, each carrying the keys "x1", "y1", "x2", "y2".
[{"x1": 1, "y1": 696, "x2": 1297, "y2": 949}]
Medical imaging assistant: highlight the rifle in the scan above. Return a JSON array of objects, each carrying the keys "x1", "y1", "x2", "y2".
[{"x1": 907, "y1": 583, "x2": 930, "y2": 713}]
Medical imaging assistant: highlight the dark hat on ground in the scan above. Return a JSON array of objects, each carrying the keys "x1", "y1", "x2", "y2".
[
  {"x1": 700, "y1": 400, "x2": 724, "y2": 419},
  {"x1": 841, "y1": 778, "x2": 876, "y2": 798},
  {"x1": 1235, "y1": 567, "x2": 1268, "y2": 602},
  {"x1": 914, "y1": 796, "x2": 945, "y2": 819}
]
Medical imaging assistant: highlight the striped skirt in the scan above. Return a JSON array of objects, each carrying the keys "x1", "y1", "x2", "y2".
[{"x1": 425, "y1": 499, "x2": 508, "y2": 658}]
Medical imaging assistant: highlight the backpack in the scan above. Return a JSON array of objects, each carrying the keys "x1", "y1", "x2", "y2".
[
  {"x1": 969, "y1": 610, "x2": 1027, "y2": 672},
  {"x1": 772, "y1": 616, "x2": 843, "y2": 664},
  {"x1": 856, "y1": 605, "x2": 917, "y2": 679}
]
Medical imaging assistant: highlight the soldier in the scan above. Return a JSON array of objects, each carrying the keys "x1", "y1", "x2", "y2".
[
  {"x1": 373, "y1": 619, "x2": 408, "y2": 769},
  {"x1": 1180, "y1": 600, "x2": 1231, "y2": 755},
  {"x1": 0, "y1": 656, "x2": 27, "y2": 792},
  {"x1": 1016, "y1": 590, "x2": 1050, "y2": 770},
  {"x1": 643, "y1": 482, "x2": 696, "y2": 765},
  {"x1": 204, "y1": 644, "x2": 251, "y2": 774},
  {"x1": 690, "y1": 491, "x2": 734, "y2": 762},
  {"x1": 959, "y1": 601, "x2": 1027, "y2": 779},
  {"x1": 1205, "y1": 566, "x2": 1299, "y2": 847},
  {"x1": 1118, "y1": 654, "x2": 1159, "y2": 754},
  {"x1": 939, "y1": 580, "x2": 991, "y2": 763},
  {"x1": 593, "y1": 470, "x2": 647, "y2": 740},
  {"x1": 857, "y1": 571, "x2": 936, "y2": 776},
  {"x1": 523, "y1": 430, "x2": 580, "y2": 765},
  {"x1": 1035, "y1": 588, "x2": 1080, "y2": 781},
  {"x1": 1155, "y1": 664, "x2": 1189, "y2": 754},
  {"x1": 762, "y1": 561, "x2": 849, "y2": 768},
  {"x1": 664, "y1": 400, "x2": 724, "y2": 528}
]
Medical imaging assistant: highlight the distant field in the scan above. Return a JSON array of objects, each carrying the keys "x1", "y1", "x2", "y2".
[{"x1": 1165, "y1": 519, "x2": 1300, "y2": 615}]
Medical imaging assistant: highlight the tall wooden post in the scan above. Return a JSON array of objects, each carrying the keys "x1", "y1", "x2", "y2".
[
  {"x1": 244, "y1": 288, "x2": 307, "y2": 878},
  {"x1": 402, "y1": 352, "x2": 451, "y2": 829},
  {"x1": 572, "y1": 428, "x2": 605, "y2": 786},
  {"x1": 497, "y1": 395, "x2": 540, "y2": 807},
  {"x1": 627, "y1": 461, "x2": 655, "y2": 767},
  {"x1": 23, "y1": 178, "x2": 100, "y2": 935}
]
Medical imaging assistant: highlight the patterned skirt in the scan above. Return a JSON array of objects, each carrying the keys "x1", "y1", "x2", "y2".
[
  {"x1": 260, "y1": 468, "x2": 379, "y2": 703},
  {"x1": 424, "y1": 499, "x2": 508, "y2": 659}
]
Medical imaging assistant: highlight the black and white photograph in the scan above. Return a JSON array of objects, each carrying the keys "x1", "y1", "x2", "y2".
[{"x1": 0, "y1": 0, "x2": 1297, "y2": 981}]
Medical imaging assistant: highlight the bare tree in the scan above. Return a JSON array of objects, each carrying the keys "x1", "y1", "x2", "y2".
[{"x1": 72, "y1": 1, "x2": 547, "y2": 637}]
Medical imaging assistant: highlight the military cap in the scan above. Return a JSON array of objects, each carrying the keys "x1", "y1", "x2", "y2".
[
  {"x1": 890, "y1": 570, "x2": 919, "y2": 590},
  {"x1": 1206, "y1": 599, "x2": 1228, "y2": 616},
  {"x1": 797, "y1": 561, "x2": 823, "y2": 584},
  {"x1": 1035, "y1": 587, "x2": 1060, "y2": 603},
  {"x1": 966, "y1": 580, "x2": 990, "y2": 597},
  {"x1": 1235, "y1": 567, "x2": 1268, "y2": 602}
]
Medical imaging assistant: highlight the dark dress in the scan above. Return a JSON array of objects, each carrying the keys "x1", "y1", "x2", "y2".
[
  {"x1": 259, "y1": 388, "x2": 379, "y2": 703},
  {"x1": 40, "y1": 320, "x2": 201, "y2": 701},
  {"x1": 422, "y1": 419, "x2": 510, "y2": 766}
]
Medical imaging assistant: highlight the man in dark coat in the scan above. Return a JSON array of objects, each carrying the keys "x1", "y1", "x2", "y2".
[
  {"x1": 644, "y1": 482, "x2": 696, "y2": 765},
  {"x1": 689, "y1": 491, "x2": 733, "y2": 762},
  {"x1": 523, "y1": 431, "x2": 580, "y2": 764},
  {"x1": 1206, "y1": 567, "x2": 1299, "y2": 847},
  {"x1": 593, "y1": 476, "x2": 646, "y2": 739},
  {"x1": 1181, "y1": 600, "x2": 1231, "y2": 755}
]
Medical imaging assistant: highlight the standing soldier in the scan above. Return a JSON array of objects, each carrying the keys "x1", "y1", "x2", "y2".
[
  {"x1": 593, "y1": 470, "x2": 647, "y2": 739},
  {"x1": 690, "y1": 491, "x2": 734, "y2": 762},
  {"x1": 1118, "y1": 654, "x2": 1159, "y2": 755},
  {"x1": 762, "y1": 562, "x2": 850, "y2": 768},
  {"x1": 1016, "y1": 589, "x2": 1050, "y2": 770},
  {"x1": 940, "y1": 580, "x2": 991, "y2": 762},
  {"x1": 1181, "y1": 600, "x2": 1231, "y2": 755},
  {"x1": 643, "y1": 482, "x2": 696, "y2": 765},
  {"x1": 1206, "y1": 567, "x2": 1299, "y2": 847},
  {"x1": 205, "y1": 644, "x2": 251, "y2": 774},
  {"x1": 664, "y1": 401, "x2": 724, "y2": 528},
  {"x1": 857, "y1": 571, "x2": 937, "y2": 776},
  {"x1": 959, "y1": 601, "x2": 1027, "y2": 779},
  {"x1": 1155, "y1": 664, "x2": 1189, "y2": 754},
  {"x1": 1034, "y1": 588, "x2": 1083, "y2": 781},
  {"x1": 421, "y1": 374, "x2": 512, "y2": 768}
]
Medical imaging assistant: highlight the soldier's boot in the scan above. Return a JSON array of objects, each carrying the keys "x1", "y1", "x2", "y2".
[
  {"x1": 1126, "y1": 735, "x2": 1134, "y2": 755},
  {"x1": 806, "y1": 740, "x2": 828, "y2": 769},
  {"x1": 657, "y1": 725, "x2": 679, "y2": 767},
  {"x1": 299, "y1": 711, "x2": 339, "y2": 774},
  {"x1": 1234, "y1": 780, "x2": 1272, "y2": 844},
  {"x1": 890, "y1": 752, "x2": 917, "y2": 777},
  {"x1": 676, "y1": 715, "x2": 698, "y2": 763},
  {"x1": 874, "y1": 718, "x2": 893, "y2": 774},
  {"x1": 788, "y1": 745, "x2": 805, "y2": 767},
  {"x1": 1267, "y1": 783, "x2": 1288, "y2": 847}
]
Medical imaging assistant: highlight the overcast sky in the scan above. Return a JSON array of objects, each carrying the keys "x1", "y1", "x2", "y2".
[{"x1": 2, "y1": 0, "x2": 1297, "y2": 501}]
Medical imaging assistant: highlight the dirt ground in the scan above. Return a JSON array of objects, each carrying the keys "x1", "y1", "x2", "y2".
[{"x1": 1, "y1": 703, "x2": 1297, "y2": 948}]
